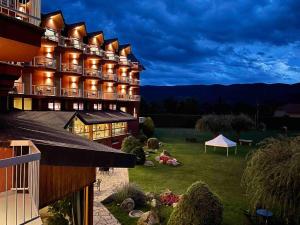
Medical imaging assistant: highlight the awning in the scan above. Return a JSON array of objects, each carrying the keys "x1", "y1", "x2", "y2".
[
  {"x1": 0, "y1": 112, "x2": 136, "y2": 168},
  {"x1": 204, "y1": 134, "x2": 237, "y2": 157}
]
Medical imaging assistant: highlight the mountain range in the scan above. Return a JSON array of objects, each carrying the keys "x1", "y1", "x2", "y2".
[{"x1": 140, "y1": 83, "x2": 300, "y2": 105}]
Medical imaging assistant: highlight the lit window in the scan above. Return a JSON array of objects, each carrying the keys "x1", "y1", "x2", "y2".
[
  {"x1": 48, "y1": 102, "x2": 61, "y2": 111},
  {"x1": 13, "y1": 98, "x2": 22, "y2": 110},
  {"x1": 92, "y1": 124, "x2": 110, "y2": 140},
  {"x1": 93, "y1": 103, "x2": 102, "y2": 111},
  {"x1": 120, "y1": 107, "x2": 126, "y2": 112},
  {"x1": 23, "y1": 98, "x2": 32, "y2": 111},
  {"x1": 69, "y1": 117, "x2": 90, "y2": 139},
  {"x1": 112, "y1": 122, "x2": 127, "y2": 136},
  {"x1": 109, "y1": 104, "x2": 116, "y2": 110},
  {"x1": 73, "y1": 102, "x2": 84, "y2": 110}
]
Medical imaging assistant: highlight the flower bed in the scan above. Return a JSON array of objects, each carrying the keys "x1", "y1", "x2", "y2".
[{"x1": 160, "y1": 191, "x2": 180, "y2": 206}]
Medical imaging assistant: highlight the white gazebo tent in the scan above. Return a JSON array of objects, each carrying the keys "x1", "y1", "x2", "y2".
[{"x1": 205, "y1": 134, "x2": 237, "y2": 157}]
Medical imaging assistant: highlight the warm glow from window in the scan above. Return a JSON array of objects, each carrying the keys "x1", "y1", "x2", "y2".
[
  {"x1": 112, "y1": 122, "x2": 127, "y2": 136},
  {"x1": 13, "y1": 98, "x2": 22, "y2": 110},
  {"x1": 24, "y1": 98, "x2": 32, "y2": 111}
]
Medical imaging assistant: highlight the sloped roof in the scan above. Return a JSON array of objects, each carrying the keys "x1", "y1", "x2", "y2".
[
  {"x1": 0, "y1": 111, "x2": 136, "y2": 168},
  {"x1": 128, "y1": 53, "x2": 145, "y2": 70},
  {"x1": 277, "y1": 104, "x2": 300, "y2": 114},
  {"x1": 205, "y1": 135, "x2": 236, "y2": 147}
]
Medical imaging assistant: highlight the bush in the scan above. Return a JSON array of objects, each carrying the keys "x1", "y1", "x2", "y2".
[
  {"x1": 168, "y1": 181, "x2": 223, "y2": 225},
  {"x1": 137, "y1": 133, "x2": 148, "y2": 145},
  {"x1": 48, "y1": 213, "x2": 69, "y2": 225},
  {"x1": 195, "y1": 114, "x2": 232, "y2": 136},
  {"x1": 132, "y1": 146, "x2": 146, "y2": 165},
  {"x1": 147, "y1": 138, "x2": 159, "y2": 149},
  {"x1": 121, "y1": 136, "x2": 141, "y2": 153},
  {"x1": 113, "y1": 183, "x2": 146, "y2": 207},
  {"x1": 142, "y1": 117, "x2": 155, "y2": 137}
]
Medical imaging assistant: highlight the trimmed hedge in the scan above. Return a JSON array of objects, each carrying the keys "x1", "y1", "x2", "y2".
[
  {"x1": 121, "y1": 136, "x2": 141, "y2": 153},
  {"x1": 132, "y1": 146, "x2": 146, "y2": 165}
]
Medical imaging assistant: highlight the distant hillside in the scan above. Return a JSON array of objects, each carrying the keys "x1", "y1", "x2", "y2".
[{"x1": 140, "y1": 83, "x2": 300, "y2": 105}]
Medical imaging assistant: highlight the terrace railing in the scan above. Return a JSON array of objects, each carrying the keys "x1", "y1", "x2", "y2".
[
  {"x1": 61, "y1": 63, "x2": 83, "y2": 74},
  {"x1": 33, "y1": 56, "x2": 56, "y2": 69},
  {"x1": 102, "y1": 92, "x2": 117, "y2": 100},
  {"x1": 83, "y1": 45, "x2": 104, "y2": 57},
  {"x1": 130, "y1": 79, "x2": 140, "y2": 86},
  {"x1": 118, "y1": 76, "x2": 130, "y2": 84},
  {"x1": 61, "y1": 88, "x2": 82, "y2": 98},
  {"x1": 129, "y1": 95, "x2": 141, "y2": 101},
  {"x1": 84, "y1": 90, "x2": 101, "y2": 99},
  {"x1": 0, "y1": 140, "x2": 41, "y2": 225},
  {"x1": 0, "y1": 0, "x2": 41, "y2": 26},
  {"x1": 44, "y1": 28, "x2": 59, "y2": 42},
  {"x1": 84, "y1": 68, "x2": 102, "y2": 78},
  {"x1": 117, "y1": 93, "x2": 129, "y2": 101},
  {"x1": 102, "y1": 73, "x2": 117, "y2": 82},
  {"x1": 32, "y1": 85, "x2": 56, "y2": 96}
]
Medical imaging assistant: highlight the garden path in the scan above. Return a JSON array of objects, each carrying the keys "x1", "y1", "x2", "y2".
[{"x1": 93, "y1": 168, "x2": 129, "y2": 225}]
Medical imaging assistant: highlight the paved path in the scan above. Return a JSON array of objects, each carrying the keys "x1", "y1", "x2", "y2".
[{"x1": 93, "y1": 168, "x2": 129, "y2": 225}]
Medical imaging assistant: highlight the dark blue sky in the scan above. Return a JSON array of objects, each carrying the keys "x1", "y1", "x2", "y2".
[{"x1": 42, "y1": 0, "x2": 300, "y2": 86}]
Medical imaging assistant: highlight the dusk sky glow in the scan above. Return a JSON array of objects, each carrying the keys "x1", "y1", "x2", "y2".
[{"x1": 42, "y1": 0, "x2": 300, "y2": 86}]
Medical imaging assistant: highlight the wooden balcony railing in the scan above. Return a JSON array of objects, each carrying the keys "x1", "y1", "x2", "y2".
[
  {"x1": 58, "y1": 37, "x2": 84, "y2": 50},
  {"x1": 84, "y1": 68, "x2": 102, "y2": 78},
  {"x1": 119, "y1": 59, "x2": 131, "y2": 66},
  {"x1": 103, "y1": 52, "x2": 119, "y2": 61},
  {"x1": 44, "y1": 28, "x2": 59, "y2": 42},
  {"x1": 32, "y1": 85, "x2": 56, "y2": 96},
  {"x1": 9, "y1": 82, "x2": 24, "y2": 94},
  {"x1": 129, "y1": 95, "x2": 141, "y2": 101},
  {"x1": 118, "y1": 76, "x2": 130, "y2": 84},
  {"x1": 0, "y1": 140, "x2": 41, "y2": 225},
  {"x1": 61, "y1": 63, "x2": 83, "y2": 74},
  {"x1": 83, "y1": 45, "x2": 104, "y2": 57},
  {"x1": 130, "y1": 79, "x2": 140, "y2": 85},
  {"x1": 84, "y1": 90, "x2": 101, "y2": 99},
  {"x1": 61, "y1": 88, "x2": 82, "y2": 98},
  {"x1": 102, "y1": 92, "x2": 117, "y2": 100},
  {"x1": 0, "y1": 0, "x2": 41, "y2": 26},
  {"x1": 117, "y1": 93, "x2": 129, "y2": 101},
  {"x1": 33, "y1": 56, "x2": 56, "y2": 69},
  {"x1": 103, "y1": 73, "x2": 117, "y2": 81}
]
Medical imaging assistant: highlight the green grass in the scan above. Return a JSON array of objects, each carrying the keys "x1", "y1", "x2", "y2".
[{"x1": 108, "y1": 128, "x2": 299, "y2": 225}]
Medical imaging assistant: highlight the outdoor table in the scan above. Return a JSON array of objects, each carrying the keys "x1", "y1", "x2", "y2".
[{"x1": 256, "y1": 209, "x2": 273, "y2": 225}]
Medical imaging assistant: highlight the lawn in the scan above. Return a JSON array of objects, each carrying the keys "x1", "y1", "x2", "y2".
[{"x1": 108, "y1": 128, "x2": 299, "y2": 225}]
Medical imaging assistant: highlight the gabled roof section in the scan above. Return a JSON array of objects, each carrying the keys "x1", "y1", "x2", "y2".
[
  {"x1": 119, "y1": 44, "x2": 131, "y2": 55},
  {"x1": 104, "y1": 38, "x2": 119, "y2": 52},
  {"x1": 41, "y1": 10, "x2": 66, "y2": 30},
  {"x1": 84, "y1": 31, "x2": 104, "y2": 45},
  {"x1": 65, "y1": 22, "x2": 87, "y2": 37},
  {"x1": 128, "y1": 53, "x2": 145, "y2": 70}
]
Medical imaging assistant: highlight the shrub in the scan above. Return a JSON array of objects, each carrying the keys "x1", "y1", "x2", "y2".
[
  {"x1": 168, "y1": 181, "x2": 223, "y2": 225},
  {"x1": 242, "y1": 136, "x2": 300, "y2": 224},
  {"x1": 142, "y1": 117, "x2": 155, "y2": 137},
  {"x1": 48, "y1": 213, "x2": 69, "y2": 225},
  {"x1": 132, "y1": 146, "x2": 146, "y2": 165},
  {"x1": 113, "y1": 183, "x2": 146, "y2": 207},
  {"x1": 121, "y1": 136, "x2": 141, "y2": 153},
  {"x1": 147, "y1": 138, "x2": 159, "y2": 149},
  {"x1": 48, "y1": 197, "x2": 72, "y2": 225},
  {"x1": 231, "y1": 114, "x2": 254, "y2": 140},
  {"x1": 137, "y1": 133, "x2": 148, "y2": 145}
]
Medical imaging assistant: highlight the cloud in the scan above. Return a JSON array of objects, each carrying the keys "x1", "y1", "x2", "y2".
[{"x1": 42, "y1": 0, "x2": 300, "y2": 85}]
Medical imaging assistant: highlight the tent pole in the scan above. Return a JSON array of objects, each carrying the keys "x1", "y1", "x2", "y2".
[
  {"x1": 205, "y1": 145, "x2": 206, "y2": 153},
  {"x1": 227, "y1": 147, "x2": 228, "y2": 157}
]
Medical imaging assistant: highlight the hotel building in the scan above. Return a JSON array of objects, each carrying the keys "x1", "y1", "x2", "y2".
[{"x1": 0, "y1": 1, "x2": 143, "y2": 224}]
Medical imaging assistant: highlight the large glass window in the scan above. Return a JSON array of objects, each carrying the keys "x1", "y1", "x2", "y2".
[
  {"x1": 48, "y1": 102, "x2": 61, "y2": 111},
  {"x1": 13, "y1": 97, "x2": 22, "y2": 110},
  {"x1": 112, "y1": 122, "x2": 127, "y2": 136},
  {"x1": 92, "y1": 124, "x2": 110, "y2": 140},
  {"x1": 72, "y1": 118, "x2": 90, "y2": 139},
  {"x1": 23, "y1": 98, "x2": 32, "y2": 110},
  {"x1": 13, "y1": 97, "x2": 32, "y2": 110}
]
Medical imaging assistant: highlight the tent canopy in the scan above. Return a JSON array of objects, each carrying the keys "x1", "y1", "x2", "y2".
[{"x1": 205, "y1": 134, "x2": 236, "y2": 148}]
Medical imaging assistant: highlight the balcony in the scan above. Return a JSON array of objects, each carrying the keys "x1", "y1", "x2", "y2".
[
  {"x1": 32, "y1": 85, "x2": 56, "y2": 96},
  {"x1": 103, "y1": 52, "x2": 119, "y2": 62},
  {"x1": 84, "y1": 45, "x2": 104, "y2": 57},
  {"x1": 59, "y1": 37, "x2": 84, "y2": 50},
  {"x1": 102, "y1": 92, "x2": 117, "y2": 100},
  {"x1": 61, "y1": 88, "x2": 82, "y2": 98},
  {"x1": 9, "y1": 82, "x2": 24, "y2": 94},
  {"x1": 84, "y1": 90, "x2": 101, "y2": 99},
  {"x1": 103, "y1": 73, "x2": 117, "y2": 82},
  {"x1": 129, "y1": 95, "x2": 141, "y2": 101},
  {"x1": 130, "y1": 79, "x2": 140, "y2": 86},
  {"x1": 118, "y1": 76, "x2": 130, "y2": 84},
  {"x1": 131, "y1": 62, "x2": 139, "y2": 70},
  {"x1": 119, "y1": 59, "x2": 131, "y2": 66},
  {"x1": 0, "y1": 140, "x2": 41, "y2": 225},
  {"x1": 44, "y1": 28, "x2": 59, "y2": 42},
  {"x1": 32, "y1": 56, "x2": 56, "y2": 69},
  {"x1": 117, "y1": 93, "x2": 129, "y2": 101},
  {"x1": 84, "y1": 68, "x2": 102, "y2": 78},
  {"x1": 61, "y1": 63, "x2": 83, "y2": 74},
  {"x1": 0, "y1": 0, "x2": 41, "y2": 26}
]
